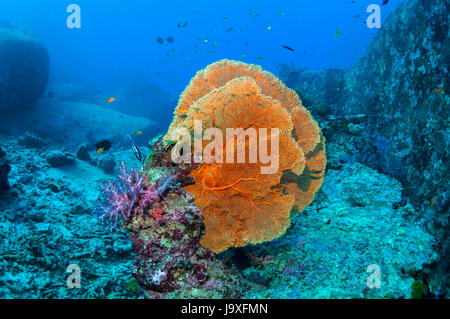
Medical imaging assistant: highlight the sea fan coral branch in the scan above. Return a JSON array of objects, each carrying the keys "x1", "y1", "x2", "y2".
[{"x1": 160, "y1": 59, "x2": 326, "y2": 253}]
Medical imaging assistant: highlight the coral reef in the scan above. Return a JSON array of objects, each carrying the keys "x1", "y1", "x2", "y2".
[
  {"x1": 96, "y1": 162, "x2": 248, "y2": 298},
  {"x1": 163, "y1": 60, "x2": 326, "y2": 253},
  {"x1": 1, "y1": 132, "x2": 437, "y2": 298},
  {"x1": 0, "y1": 139, "x2": 138, "y2": 298},
  {"x1": 95, "y1": 163, "x2": 148, "y2": 230},
  {"x1": 1, "y1": 0, "x2": 447, "y2": 300}
]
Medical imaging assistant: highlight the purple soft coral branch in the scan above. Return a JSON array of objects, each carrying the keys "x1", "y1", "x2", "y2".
[
  {"x1": 95, "y1": 162, "x2": 179, "y2": 231},
  {"x1": 96, "y1": 162, "x2": 146, "y2": 230}
]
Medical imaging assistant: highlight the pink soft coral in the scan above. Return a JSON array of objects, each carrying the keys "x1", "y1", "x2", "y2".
[{"x1": 95, "y1": 162, "x2": 171, "y2": 230}]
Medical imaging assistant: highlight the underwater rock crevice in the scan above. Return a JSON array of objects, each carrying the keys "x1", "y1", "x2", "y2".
[{"x1": 0, "y1": 146, "x2": 11, "y2": 194}]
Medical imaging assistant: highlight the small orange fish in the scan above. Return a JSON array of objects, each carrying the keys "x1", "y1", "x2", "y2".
[
  {"x1": 107, "y1": 97, "x2": 116, "y2": 103},
  {"x1": 430, "y1": 199, "x2": 436, "y2": 208},
  {"x1": 176, "y1": 106, "x2": 189, "y2": 115},
  {"x1": 97, "y1": 147, "x2": 104, "y2": 154},
  {"x1": 434, "y1": 87, "x2": 443, "y2": 93},
  {"x1": 134, "y1": 131, "x2": 143, "y2": 135}
]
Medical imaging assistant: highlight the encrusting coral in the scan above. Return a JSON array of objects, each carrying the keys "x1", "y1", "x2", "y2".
[
  {"x1": 95, "y1": 162, "x2": 247, "y2": 298},
  {"x1": 163, "y1": 60, "x2": 326, "y2": 253}
]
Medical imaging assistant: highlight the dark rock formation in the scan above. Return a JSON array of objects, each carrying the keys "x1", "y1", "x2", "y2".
[
  {"x1": 342, "y1": 0, "x2": 449, "y2": 206},
  {"x1": 0, "y1": 28, "x2": 50, "y2": 112},
  {"x1": 99, "y1": 155, "x2": 116, "y2": 173},
  {"x1": 46, "y1": 151, "x2": 75, "y2": 168},
  {"x1": 279, "y1": 0, "x2": 449, "y2": 295},
  {"x1": 277, "y1": 65, "x2": 344, "y2": 116},
  {"x1": 342, "y1": 3, "x2": 450, "y2": 293},
  {"x1": 47, "y1": 80, "x2": 175, "y2": 130},
  {"x1": 0, "y1": 147, "x2": 11, "y2": 194},
  {"x1": 76, "y1": 144, "x2": 91, "y2": 161},
  {"x1": 18, "y1": 131, "x2": 46, "y2": 148}
]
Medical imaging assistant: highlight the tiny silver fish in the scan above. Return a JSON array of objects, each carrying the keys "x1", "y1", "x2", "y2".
[{"x1": 127, "y1": 135, "x2": 143, "y2": 162}]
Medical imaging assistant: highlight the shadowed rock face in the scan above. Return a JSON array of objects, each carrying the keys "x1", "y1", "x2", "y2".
[
  {"x1": 342, "y1": 0, "x2": 449, "y2": 200},
  {"x1": 279, "y1": 0, "x2": 449, "y2": 294},
  {"x1": 0, "y1": 28, "x2": 50, "y2": 112},
  {"x1": 281, "y1": 0, "x2": 449, "y2": 204},
  {"x1": 0, "y1": 147, "x2": 11, "y2": 194},
  {"x1": 339, "y1": 3, "x2": 450, "y2": 286}
]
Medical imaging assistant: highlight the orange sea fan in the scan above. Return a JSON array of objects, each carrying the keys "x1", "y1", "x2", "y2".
[
  {"x1": 283, "y1": 137, "x2": 326, "y2": 213},
  {"x1": 164, "y1": 60, "x2": 326, "y2": 253},
  {"x1": 183, "y1": 77, "x2": 302, "y2": 252},
  {"x1": 291, "y1": 107, "x2": 321, "y2": 155},
  {"x1": 164, "y1": 59, "x2": 302, "y2": 145}
]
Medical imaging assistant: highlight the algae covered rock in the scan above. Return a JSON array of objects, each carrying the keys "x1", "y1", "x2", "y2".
[
  {"x1": 99, "y1": 155, "x2": 116, "y2": 173},
  {"x1": 341, "y1": 0, "x2": 450, "y2": 208},
  {"x1": 46, "y1": 151, "x2": 75, "y2": 168},
  {"x1": 17, "y1": 131, "x2": 46, "y2": 149},
  {"x1": 0, "y1": 28, "x2": 49, "y2": 112},
  {"x1": 242, "y1": 163, "x2": 437, "y2": 299},
  {"x1": 76, "y1": 144, "x2": 91, "y2": 161},
  {"x1": 277, "y1": 0, "x2": 449, "y2": 294}
]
